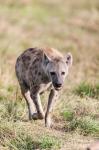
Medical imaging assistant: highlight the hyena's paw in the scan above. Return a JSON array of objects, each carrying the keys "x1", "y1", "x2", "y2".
[
  {"x1": 32, "y1": 113, "x2": 39, "y2": 120},
  {"x1": 29, "y1": 113, "x2": 38, "y2": 120},
  {"x1": 29, "y1": 113, "x2": 45, "y2": 120},
  {"x1": 38, "y1": 112, "x2": 45, "y2": 120}
]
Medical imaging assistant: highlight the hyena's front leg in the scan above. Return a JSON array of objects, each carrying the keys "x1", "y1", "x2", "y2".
[
  {"x1": 30, "y1": 91, "x2": 45, "y2": 120},
  {"x1": 45, "y1": 89, "x2": 58, "y2": 128}
]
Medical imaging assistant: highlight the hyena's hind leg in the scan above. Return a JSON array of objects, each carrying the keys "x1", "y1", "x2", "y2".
[
  {"x1": 15, "y1": 61, "x2": 37, "y2": 120},
  {"x1": 21, "y1": 87, "x2": 38, "y2": 120}
]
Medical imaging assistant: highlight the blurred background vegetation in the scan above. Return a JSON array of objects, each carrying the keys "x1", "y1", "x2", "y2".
[{"x1": 0, "y1": 0, "x2": 99, "y2": 149}]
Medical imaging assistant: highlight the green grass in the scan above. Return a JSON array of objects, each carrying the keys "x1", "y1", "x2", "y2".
[
  {"x1": 0, "y1": 118, "x2": 61, "y2": 149},
  {"x1": 0, "y1": 124, "x2": 61, "y2": 150},
  {"x1": 10, "y1": 135, "x2": 60, "y2": 150},
  {"x1": 9, "y1": 134, "x2": 35, "y2": 150},
  {"x1": 65, "y1": 117, "x2": 99, "y2": 136},
  {"x1": 0, "y1": 95, "x2": 26, "y2": 122},
  {"x1": 8, "y1": 134, "x2": 39, "y2": 150},
  {"x1": 40, "y1": 136, "x2": 61, "y2": 150},
  {"x1": 62, "y1": 110, "x2": 74, "y2": 121},
  {"x1": 9, "y1": 135, "x2": 61, "y2": 150},
  {"x1": 5, "y1": 100, "x2": 19, "y2": 121},
  {"x1": 74, "y1": 82, "x2": 99, "y2": 99}
]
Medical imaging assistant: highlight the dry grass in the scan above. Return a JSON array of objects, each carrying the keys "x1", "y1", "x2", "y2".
[{"x1": 0, "y1": 0, "x2": 99, "y2": 149}]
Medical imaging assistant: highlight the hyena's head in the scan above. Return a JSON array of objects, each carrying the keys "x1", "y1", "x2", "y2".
[{"x1": 44, "y1": 52, "x2": 73, "y2": 91}]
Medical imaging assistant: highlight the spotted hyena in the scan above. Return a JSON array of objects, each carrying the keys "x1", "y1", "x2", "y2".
[{"x1": 15, "y1": 47, "x2": 73, "y2": 127}]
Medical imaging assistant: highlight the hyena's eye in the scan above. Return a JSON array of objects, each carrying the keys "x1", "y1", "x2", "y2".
[
  {"x1": 50, "y1": 72, "x2": 56, "y2": 76},
  {"x1": 61, "y1": 72, "x2": 65, "y2": 75}
]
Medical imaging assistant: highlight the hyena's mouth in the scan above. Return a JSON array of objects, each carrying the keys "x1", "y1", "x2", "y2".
[
  {"x1": 55, "y1": 87, "x2": 62, "y2": 91},
  {"x1": 53, "y1": 85, "x2": 62, "y2": 91}
]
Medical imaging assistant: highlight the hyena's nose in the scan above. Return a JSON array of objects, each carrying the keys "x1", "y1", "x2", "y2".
[{"x1": 55, "y1": 83, "x2": 62, "y2": 88}]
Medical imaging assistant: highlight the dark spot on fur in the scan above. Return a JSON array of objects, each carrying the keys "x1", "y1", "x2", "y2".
[
  {"x1": 31, "y1": 85, "x2": 40, "y2": 94},
  {"x1": 30, "y1": 66, "x2": 32, "y2": 71},
  {"x1": 33, "y1": 65, "x2": 37, "y2": 70},
  {"x1": 28, "y1": 48, "x2": 34, "y2": 51},
  {"x1": 22, "y1": 79, "x2": 30, "y2": 90},
  {"x1": 38, "y1": 72, "x2": 41, "y2": 76},
  {"x1": 35, "y1": 70, "x2": 38, "y2": 74},
  {"x1": 21, "y1": 55, "x2": 31, "y2": 69},
  {"x1": 22, "y1": 55, "x2": 31, "y2": 62},
  {"x1": 28, "y1": 47, "x2": 39, "y2": 53},
  {"x1": 17, "y1": 56, "x2": 22, "y2": 62},
  {"x1": 33, "y1": 59, "x2": 38, "y2": 64}
]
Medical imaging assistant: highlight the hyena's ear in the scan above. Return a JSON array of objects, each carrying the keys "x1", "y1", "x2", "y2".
[
  {"x1": 43, "y1": 53, "x2": 51, "y2": 65},
  {"x1": 65, "y1": 53, "x2": 73, "y2": 67}
]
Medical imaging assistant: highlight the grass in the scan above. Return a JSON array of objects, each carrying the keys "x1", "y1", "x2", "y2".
[
  {"x1": 74, "y1": 82, "x2": 99, "y2": 99},
  {"x1": 65, "y1": 117, "x2": 99, "y2": 136},
  {"x1": 10, "y1": 135, "x2": 34, "y2": 150},
  {"x1": 9, "y1": 134, "x2": 58, "y2": 150},
  {"x1": 0, "y1": 122, "x2": 61, "y2": 150},
  {"x1": 0, "y1": 0, "x2": 99, "y2": 149},
  {"x1": 62, "y1": 110, "x2": 74, "y2": 121},
  {"x1": 10, "y1": 135, "x2": 61, "y2": 150},
  {"x1": 62, "y1": 109, "x2": 99, "y2": 136},
  {"x1": 39, "y1": 136, "x2": 61, "y2": 150}
]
